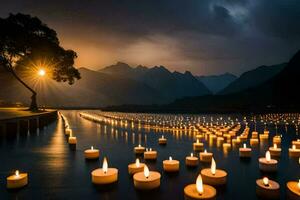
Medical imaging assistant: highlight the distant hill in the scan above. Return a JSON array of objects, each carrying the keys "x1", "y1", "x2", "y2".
[
  {"x1": 0, "y1": 67, "x2": 164, "y2": 107},
  {"x1": 102, "y1": 50, "x2": 300, "y2": 113},
  {"x1": 219, "y1": 63, "x2": 286, "y2": 94},
  {"x1": 99, "y1": 62, "x2": 211, "y2": 101},
  {"x1": 196, "y1": 73, "x2": 237, "y2": 94}
]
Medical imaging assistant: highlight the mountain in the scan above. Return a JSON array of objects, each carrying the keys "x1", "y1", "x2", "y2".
[
  {"x1": 0, "y1": 67, "x2": 164, "y2": 107},
  {"x1": 102, "y1": 50, "x2": 300, "y2": 113},
  {"x1": 219, "y1": 63, "x2": 286, "y2": 94},
  {"x1": 99, "y1": 62, "x2": 211, "y2": 101},
  {"x1": 196, "y1": 73, "x2": 237, "y2": 94}
]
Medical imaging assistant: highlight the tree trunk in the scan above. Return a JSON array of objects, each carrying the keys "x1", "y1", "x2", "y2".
[{"x1": 7, "y1": 65, "x2": 38, "y2": 111}]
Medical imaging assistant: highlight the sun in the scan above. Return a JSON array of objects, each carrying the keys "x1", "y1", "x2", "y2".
[{"x1": 38, "y1": 69, "x2": 46, "y2": 77}]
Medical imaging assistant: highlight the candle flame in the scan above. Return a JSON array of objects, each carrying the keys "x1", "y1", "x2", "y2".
[
  {"x1": 266, "y1": 151, "x2": 271, "y2": 162},
  {"x1": 274, "y1": 144, "x2": 277, "y2": 149},
  {"x1": 144, "y1": 165, "x2": 149, "y2": 178},
  {"x1": 169, "y1": 156, "x2": 172, "y2": 161},
  {"x1": 15, "y1": 170, "x2": 19, "y2": 177},
  {"x1": 204, "y1": 149, "x2": 207, "y2": 153},
  {"x1": 211, "y1": 158, "x2": 216, "y2": 175},
  {"x1": 196, "y1": 174, "x2": 204, "y2": 195},
  {"x1": 197, "y1": 139, "x2": 199, "y2": 143},
  {"x1": 138, "y1": 144, "x2": 141, "y2": 147},
  {"x1": 102, "y1": 157, "x2": 108, "y2": 173},
  {"x1": 191, "y1": 153, "x2": 193, "y2": 157},
  {"x1": 243, "y1": 143, "x2": 246, "y2": 148},
  {"x1": 135, "y1": 158, "x2": 140, "y2": 167},
  {"x1": 150, "y1": 148, "x2": 152, "y2": 151},
  {"x1": 293, "y1": 145, "x2": 296, "y2": 150},
  {"x1": 162, "y1": 135, "x2": 164, "y2": 139},
  {"x1": 263, "y1": 177, "x2": 269, "y2": 186},
  {"x1": 91, "y1": 146, "x2": 94, "y2": 150}
]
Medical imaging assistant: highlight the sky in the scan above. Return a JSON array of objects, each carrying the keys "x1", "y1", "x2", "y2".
[{"x1": 1, "y1": 0, "x2": 300, "y2": 75}]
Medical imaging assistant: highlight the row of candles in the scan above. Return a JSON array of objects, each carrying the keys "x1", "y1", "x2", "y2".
[{"x1": 6, "y1": 112, "x2": 300, "y2": 200}]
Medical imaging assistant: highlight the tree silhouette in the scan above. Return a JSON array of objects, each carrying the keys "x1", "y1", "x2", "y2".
[{"x1": 0, "y1": 13, "x2": 80, "y2": 110}]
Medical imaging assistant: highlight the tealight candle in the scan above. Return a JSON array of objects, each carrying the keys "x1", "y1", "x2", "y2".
[
  {"x1": 158, "y1": 135, "x2": 167, "y2": 145},
  {"x1": 256, "y1": 177, "x2": 280, "y2": 199},
  {"x1": 84, "y1": 146, "x2": 99, "y2": 160},
  {"x1": 200, "y1": 149, "x2": 213, "y2": 162},
  {"x1": 250, "y1": 138, "x2": 259, "y2": 146},
  {"x1": 6, "y1": 170, "x2": 28, "y2": 189},
  {"x1": 201, "y1": 158, "x2": 227, "y2": 186},
  {"x1": 259, "y1": 151, "x2": 277, "y2": 172},
  {"x1": 184, "y1": 174, "x2": 217, "y2": 200},
  {"x1": 239, "y1": 143, "x2": 252, "y2": 158},
  {"x1": 68, "y1": 133, "x2": 77, "y2": 144},
  {"x1": 128, "y1": 158, "x2": 145, "y2": 175},
  {"x1": 193, "y1": 139, "x2": 204, "y2": 151},
  {"x1": 269, "y1": 144, "x2": 281, "y2": 157},
  {"x1": 144, "y1": 148, "x2": 157, "y2": 160},
  {"x1": 134, "y1": 144, "x2": 145, "y2": 154},
  {"x1": 91, "y1": 157, "x2": 118, "y2": 185},
  {"x1": 133, "y1": 165, "x2": 161, "y2": 190},
  {"x1": 186, "y1": 153, "x2": 199, "y2": 167},
  {"x1": 286, "y1": 179, "x2": 300, "y2": 200},
  {"x1": 289, "y1": 145, "x2": 300, "y2": 157},
  {"x1": 65, "y1": 128, "x2": 72, "y2": 136},
  {"x1": 163, "y1": 156, "x2": 180, "y2": 172}
]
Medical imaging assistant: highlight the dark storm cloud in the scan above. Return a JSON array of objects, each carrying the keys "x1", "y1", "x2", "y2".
[{"x1": 0, "y1": 0, "x2": 300, "y2": 75}]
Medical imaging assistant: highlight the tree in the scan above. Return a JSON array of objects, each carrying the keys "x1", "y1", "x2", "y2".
[{"x1": 0, "y1": 13, "x2": 80, "y2": 110}]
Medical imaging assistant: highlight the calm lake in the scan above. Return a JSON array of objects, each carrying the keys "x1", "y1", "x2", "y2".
[{"x1": 0, "y1": 110, "x2": 299, "y2": 200}]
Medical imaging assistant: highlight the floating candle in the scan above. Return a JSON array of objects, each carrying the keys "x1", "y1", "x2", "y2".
[
  {"x1": 193, "y1": 139, "x2": 204, "y2": 151},
  {"x1": 6, "y1": 170, "x2": 28, "y2": 189},
  {"x1": 128, "y1": 158, "x2": 145, "y2": 175},
  {"x1": 84, "y1": 146, "x2": 100, "y2": 160},
  {"x1": 133, "y1": 165, "x2": 161, "y2": 190},
  {"x1": 91, "y1": 157, "x2": 118, "y2": 185},
  {"x1": 269, "y1": 144, "x2": 281, "y2": 157},
  {"x1": 65, "y1": 128, "x2": 72, "y2": 136},
  {"x1": 134, "y1": 144, "x2": 145, "y2": 154},
  {"x1": 158, "y1": 135, "x2": 167, "y2": 145},
  {"x1": 68, "y1": 133, "x2": 77, "y2": 144},
  {"x1": 186, "y1": 153, "x2": 199, "y2": 167},
  {"x1": 144, "y1": 148, "x2": 157, "y2": 160},
  {"x1": 184, "y1": 174, "x2": 217, "y2": 200},
  {"x1": 256, "y1": 177, "x2": 280, "y2": 199},
  {"x1": 289, "y1": 145, "x2": 300, "y2": 157},
  {"x1": 259, "y1": 151, "x2": 277, "y2": 172},
  {"x1": 201, "y1": 158, "x2": 227, "y2": 186},
  {"x1": 200, "y1": 149, "x2": 213, "y2": 162},
  {"x1": 239, "y1": 143, "x2": 252, "y2": 158},
  {"x1": 287, "y1": 179, "x2": 300, "y2": 200},
  {"x1": 163, "y1": 156, "x2": 180, "y2": 172}
]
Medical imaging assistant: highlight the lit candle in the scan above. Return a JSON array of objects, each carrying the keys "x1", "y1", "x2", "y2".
[
  {"x1": 134, "y1": 144, "x2": 145, "y2": 154},
  {"x1": 289, "y1": 145, "x2": 300, "y2": 157},
  {"x1": 256, "y1": 177, "x2": 280, "y2": 199},
  {"x1": 84, "y1": 146, "x2": 100, "y2": 160},
  {"x1": 250, "y1": 138, "x2": 259, "y2": 146},
  {"x1": 200, "y1": 149, "x2": 213, "y2": 162},
  {"x1": 158, "y1": 135, "x2": 167, "y2": 145},
  {"x1": 6, "y1": 170, "x2": 28, "y2": 189},
  {"x1": 133, "y1": 165, "x2": 161, "y2": 190},
  {"x1": 258, "y1": 151, "x2": 278, "y2": 172},
  {"x1": 128, "y1": 158, "x2": 145, "y2": 175},
  {"x1": 200, "y1": 158, "x2": 227, "y2": 186},
  {"x1": 68, "y1": 133, "x2": 77, "y2": 145},
  {"x1": 144, "y1": 148, "x2": 157, "y2": 160},
  {"x1": 269, "y1": 143, "x2": 281, "y2": 157},
  {"x1": 287, "y1": 179, "x2": 300, "y2": 199},
  {"x1": 91, "y1": 157, "x2": 118, "y2": 185},
  {"x1": 239, "y1": 143, "x2": 252, "y2": 158},
  {"x1": 184, "y1": 174, "x2": 217, "y2": 200},
  {"x1": 186, "y1": 153, "x2": 199, "y2": 167},
  {"x1": 163, "y1": 156, "x2": 180, "y2": 172},
  {"x1": 193, "y1": 139, "x2": 204, "y2": 151}
]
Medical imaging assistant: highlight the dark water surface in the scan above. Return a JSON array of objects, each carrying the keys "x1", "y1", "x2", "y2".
[{"x1": 0, "y1": 110, "x2": 299, "y2": 200}]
